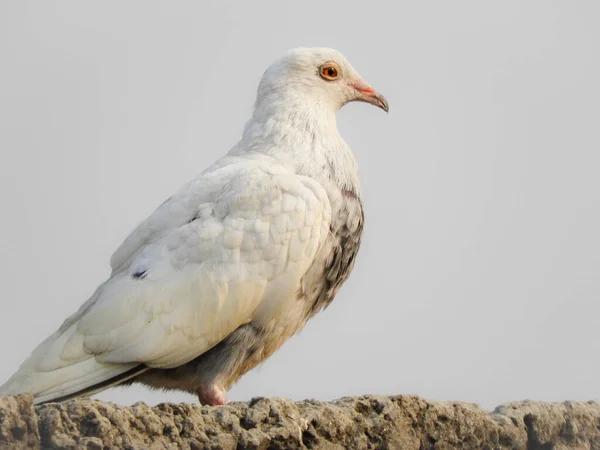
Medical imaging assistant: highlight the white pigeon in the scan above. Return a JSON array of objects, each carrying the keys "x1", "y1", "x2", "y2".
[{"x1": 0, "y1": 47, "x2": 388, "y2": 406}]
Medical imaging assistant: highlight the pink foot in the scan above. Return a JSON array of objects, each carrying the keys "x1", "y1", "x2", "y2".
[{"x1": 196, "y1": 384, "x2": 228, "y2": 406}]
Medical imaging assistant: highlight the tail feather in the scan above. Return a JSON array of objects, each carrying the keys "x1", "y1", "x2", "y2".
[
  {"x1": 34, "y1": 364, "x2": 148, "y2": 404},
  {"x1": 0, "y1": 322, "x2": 148, "y2": 404}
]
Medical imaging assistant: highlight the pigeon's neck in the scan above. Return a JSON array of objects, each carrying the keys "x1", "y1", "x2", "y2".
[{"x1": 236, "y1": 96, "x2": 360, "y2": 194}]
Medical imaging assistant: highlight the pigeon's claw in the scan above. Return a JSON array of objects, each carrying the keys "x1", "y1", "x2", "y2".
[{"x1": 197, "y1": 384, "x2": 228, "y2": 406}]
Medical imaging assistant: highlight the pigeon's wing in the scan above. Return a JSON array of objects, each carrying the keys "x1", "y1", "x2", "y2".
[
  {"x1": 108, "y1": 165, "x2": 224, "y2": 275},
  {"x1": 0, "y1": 159, "x2": 331, "y2": 403}
]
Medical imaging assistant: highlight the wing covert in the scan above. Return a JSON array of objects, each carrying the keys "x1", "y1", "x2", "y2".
[{"x1": 77, "y1": 162, "x2": 331, "y2": 369}]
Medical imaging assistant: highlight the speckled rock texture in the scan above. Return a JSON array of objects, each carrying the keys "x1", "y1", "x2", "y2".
[{"x1": 1, "y1": 395, "x2": 599, "y2": 449}]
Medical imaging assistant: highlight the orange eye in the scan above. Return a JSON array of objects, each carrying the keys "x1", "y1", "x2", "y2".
[{"x1": 319, "y1": 62, "x2": 341, "y2": 81}]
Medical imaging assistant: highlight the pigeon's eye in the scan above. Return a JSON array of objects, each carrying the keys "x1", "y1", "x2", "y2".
[{"x1": 319, "y1": 63, "x2": 341, "y2": 81}]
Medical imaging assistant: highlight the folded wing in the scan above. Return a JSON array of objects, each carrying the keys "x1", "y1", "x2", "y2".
[{"x1": 0, "y1": 158, "x2": 331, "y2": 403}]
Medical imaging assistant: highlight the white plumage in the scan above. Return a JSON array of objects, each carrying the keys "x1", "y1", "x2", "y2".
[{"x1": 0, "y1": 47, "x2": 387, "y2": 405}]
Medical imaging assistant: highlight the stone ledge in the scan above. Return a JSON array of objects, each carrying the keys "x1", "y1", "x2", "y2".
[{"x1": 1, "y1": 394, "x2": 599, "y2": 449}]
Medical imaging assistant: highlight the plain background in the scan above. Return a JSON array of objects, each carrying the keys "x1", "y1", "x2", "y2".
[{"x1": 1, "y1": 1, "x2": 599, "y2": 410}]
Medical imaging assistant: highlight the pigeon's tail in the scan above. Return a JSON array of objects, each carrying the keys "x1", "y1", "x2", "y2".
[
  {"x1": 0, "y1": 325, "x2": 148, "y2": 404},
  {"x1": 33, "y1": 364, "x2": 148, "y2": 404}
]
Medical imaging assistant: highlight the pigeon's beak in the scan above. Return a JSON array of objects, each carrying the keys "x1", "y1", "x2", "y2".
[{"x1": 351, "y1": 81, "x2": 389, "y2": 113}]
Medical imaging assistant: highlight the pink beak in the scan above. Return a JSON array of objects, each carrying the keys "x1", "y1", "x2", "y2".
[{"x1": 351, "y1": 80, "x2": 389, "y2": 113}]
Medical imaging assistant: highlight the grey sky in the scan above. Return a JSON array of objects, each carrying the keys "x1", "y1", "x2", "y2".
[{"x1": 1, "y1": 1, "x2": 599, "y2": 410}]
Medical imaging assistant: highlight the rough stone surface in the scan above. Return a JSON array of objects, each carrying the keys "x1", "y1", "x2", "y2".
[
  {"x1": 0, "y1": 394, "x2": 39, "y2": 449},
  {"x1": 1, "y1": 394, "x2": 600, "y2": 449}
]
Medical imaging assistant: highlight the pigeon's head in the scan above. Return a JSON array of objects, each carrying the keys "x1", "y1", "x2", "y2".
[{"x1": 256, "y1": 47, "x2": 388, "y2": 114}]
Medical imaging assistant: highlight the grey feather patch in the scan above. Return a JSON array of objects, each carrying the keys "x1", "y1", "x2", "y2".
[{"x1": 303, "y1": 193, "x2": 364, "y2": 317}]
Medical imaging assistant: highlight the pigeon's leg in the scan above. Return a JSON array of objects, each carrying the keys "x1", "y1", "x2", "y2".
[
  {"x1": 135, "y1": 324, "x2": 266, "y2": 405},
  {"x1": 196, "y1": 384, "x2": 228, "y2": 406}
]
